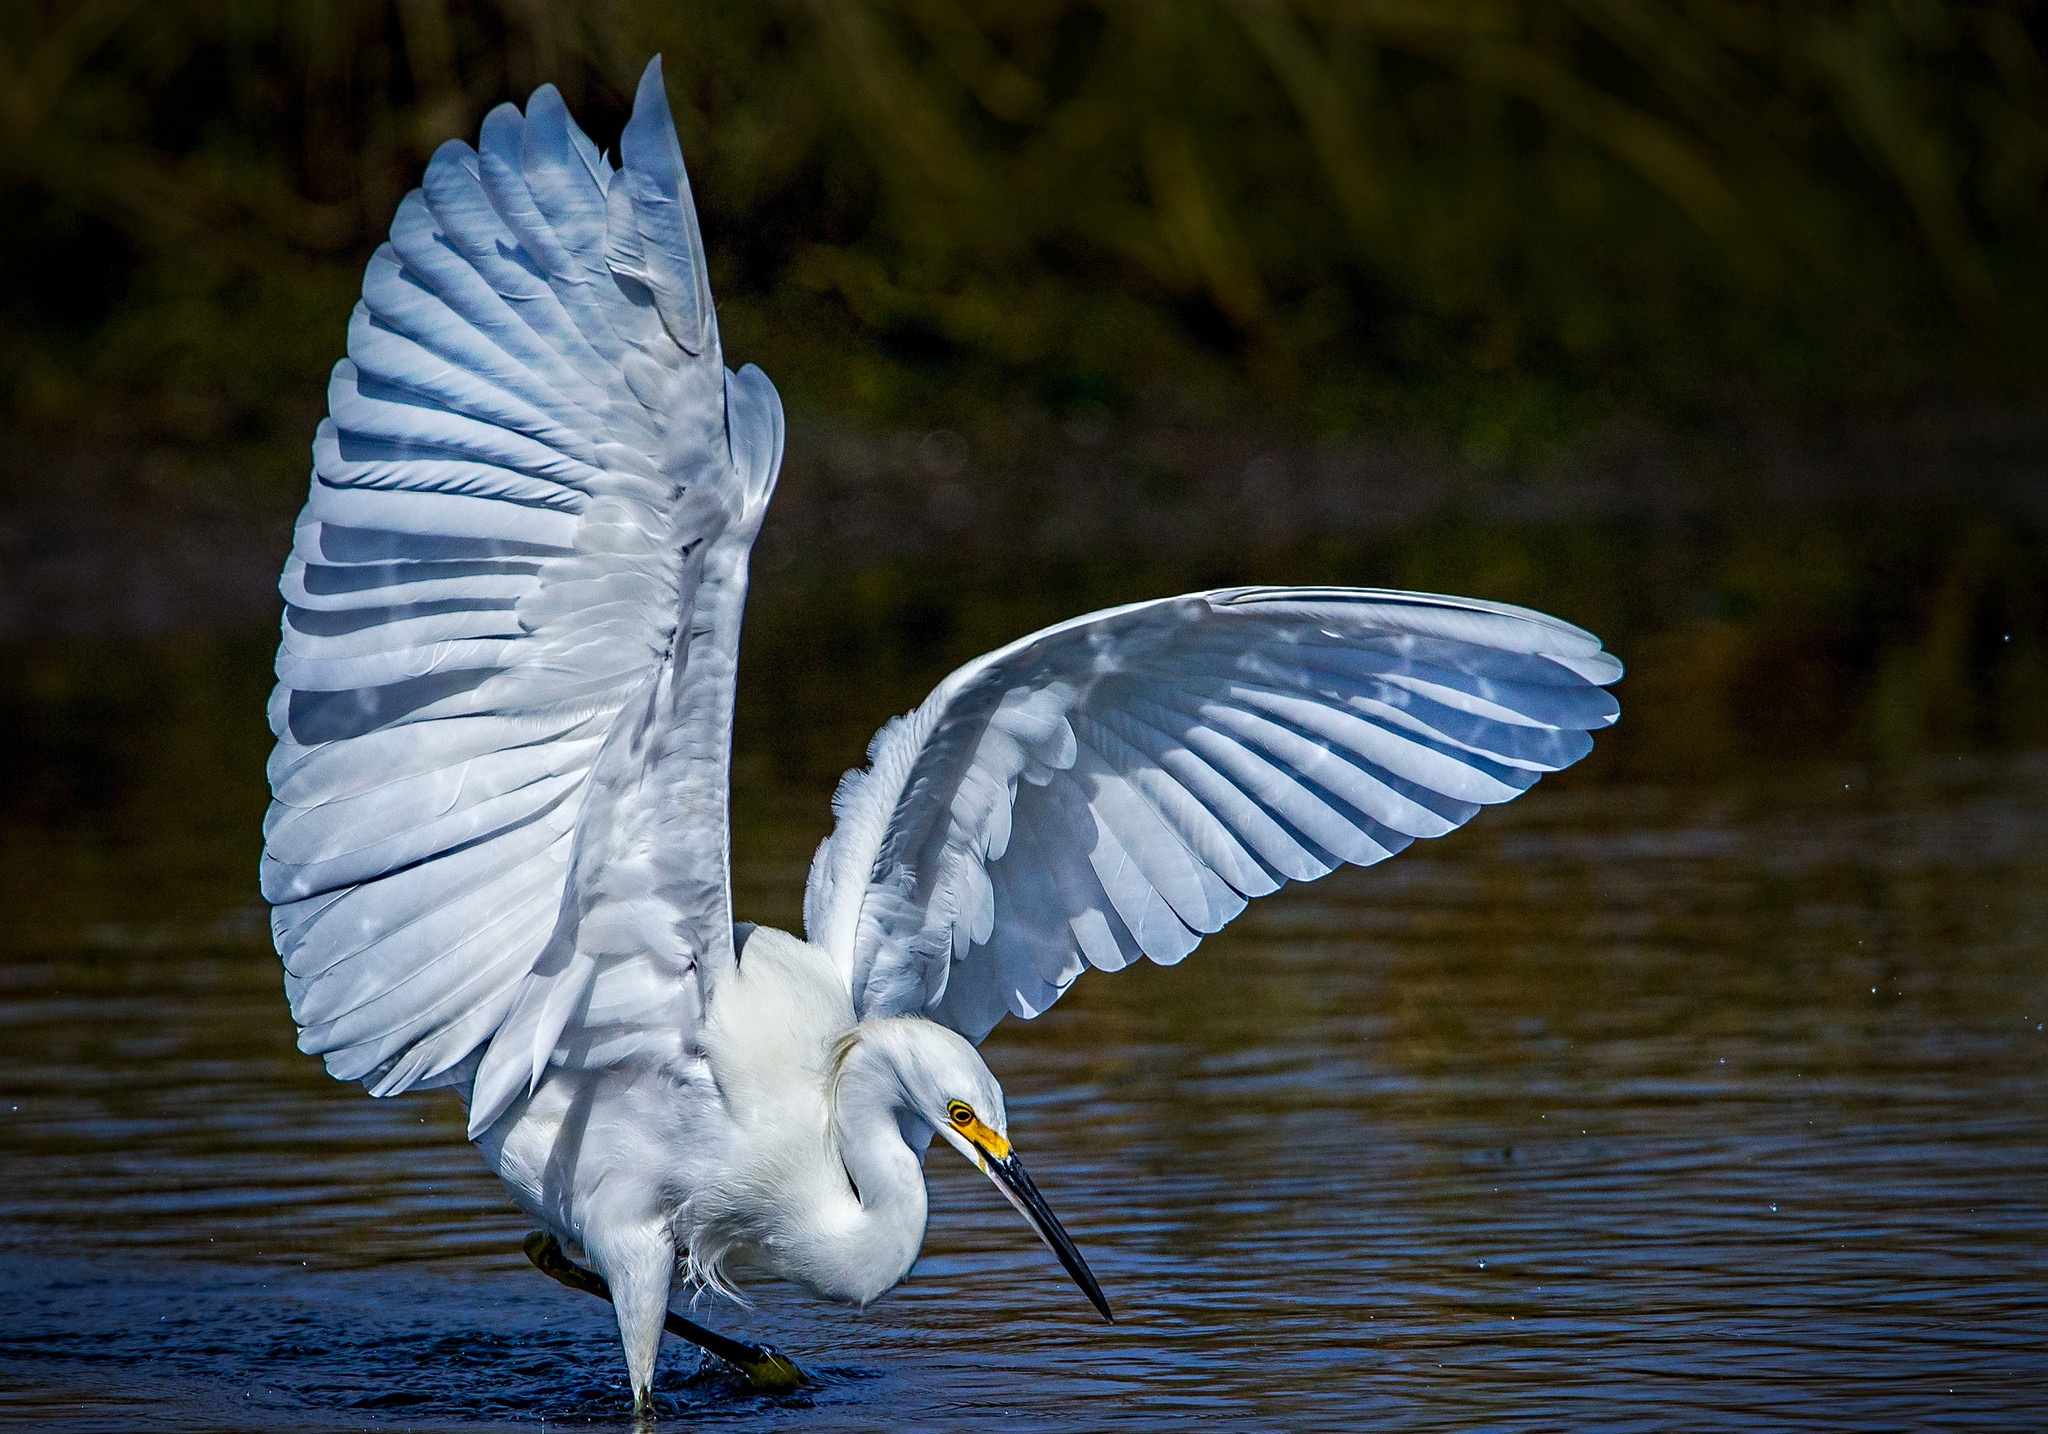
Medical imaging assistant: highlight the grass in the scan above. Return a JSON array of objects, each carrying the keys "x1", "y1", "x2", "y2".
[{"x1": 1, "y1": 0, "x2": 2044, "y2": 482}]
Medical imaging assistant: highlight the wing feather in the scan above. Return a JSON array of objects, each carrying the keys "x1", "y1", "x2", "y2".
[
  {"x1": 1083, "y1": 712, "x2": 1282, "y2": 899},
  {"x1": 262, "y1": 59, "x2": 785, "y2": 1131},
  {"x1": 806, "y1": 588, "x2": 1621, "y2": 1040}
]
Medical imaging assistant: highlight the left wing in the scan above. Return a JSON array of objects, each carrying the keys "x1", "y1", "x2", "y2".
[
  {"x1": 261, "y1": 60, "x2": 783, "y2": 1136},
  {"x1": 804, "y1": 587, "x2": 1621, "y2": 1038}
]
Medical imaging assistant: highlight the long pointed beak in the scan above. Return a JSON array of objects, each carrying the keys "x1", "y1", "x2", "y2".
[{"x1": 948, "y1": 1127, "x2": 1113, "y2": 1322}]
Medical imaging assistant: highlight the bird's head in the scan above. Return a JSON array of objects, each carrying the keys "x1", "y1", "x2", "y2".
[{"x1": 838, "y1": 1018, "x2": 1113, "y2": 1322}]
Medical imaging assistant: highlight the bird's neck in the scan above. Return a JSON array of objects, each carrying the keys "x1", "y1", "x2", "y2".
[{"x1": 815, "y1": 1032, "x2": 929, "y2": 1304}]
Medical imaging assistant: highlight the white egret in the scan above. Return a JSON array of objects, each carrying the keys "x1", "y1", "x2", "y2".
[{"x1": 261, "y1": 58, "x2": 1621, "y2": 1409}]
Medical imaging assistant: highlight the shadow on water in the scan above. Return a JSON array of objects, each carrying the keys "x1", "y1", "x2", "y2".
[{"x1": 2, "y1": 498, "x2": 2046, "y2": 1430}]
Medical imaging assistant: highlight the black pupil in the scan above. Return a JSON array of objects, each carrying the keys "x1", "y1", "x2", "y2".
[{"x1": 952, "y1": 1105, "x2": 971, "y2": 1123}]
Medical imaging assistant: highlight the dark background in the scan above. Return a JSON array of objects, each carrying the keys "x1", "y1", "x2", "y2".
[
  {"x1": 3, "y1": 0, "x2": 2047, "y2": 940},
  {"x1": 3, "y1": 13, "x2": 2047, "y2": 1428}
]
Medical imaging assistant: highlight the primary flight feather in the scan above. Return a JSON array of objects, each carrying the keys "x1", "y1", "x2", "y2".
[{"x1": 262, "y1": 57, "x2": 1620, "y2": 1409}]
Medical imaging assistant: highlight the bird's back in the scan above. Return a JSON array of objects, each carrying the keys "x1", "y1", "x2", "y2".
[
  {"x1": 473, "y1": 926, "x2": 859, "y2": 1297},
  {"x1": 700, "y1": 927, "x2": 858, "y2": 1130}
]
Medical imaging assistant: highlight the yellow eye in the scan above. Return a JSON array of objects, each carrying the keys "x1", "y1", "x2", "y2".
[{"x1": 947, "y1": 1101, "x2": 974, "y2": 1127}]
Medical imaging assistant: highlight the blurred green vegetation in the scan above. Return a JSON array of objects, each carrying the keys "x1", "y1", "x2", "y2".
[{"x1": 3, "y1": 0, "x2": 2045, "y2": 467}]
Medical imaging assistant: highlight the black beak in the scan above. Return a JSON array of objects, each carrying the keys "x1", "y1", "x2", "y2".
[{"x1": 984, "y1": 1151, "x2": 1114, "y2": 1322}]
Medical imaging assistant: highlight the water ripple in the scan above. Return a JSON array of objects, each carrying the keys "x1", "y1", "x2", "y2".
[{"x1": 5, "y1": 761, "x2": 2047, "y2": 1429}]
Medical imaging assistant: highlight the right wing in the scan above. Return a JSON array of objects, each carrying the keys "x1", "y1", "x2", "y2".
[
  {"x1": 804, "y1": 588, "x2": 1620, "y2": 1039},
  {"x1": 260, "y1": 59, "x2": 785, "y2": 1136}
]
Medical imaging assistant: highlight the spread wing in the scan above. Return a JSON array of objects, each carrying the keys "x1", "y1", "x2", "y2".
[
  {"x1": 804, "y1": 588, "x2": 1620, "y2": 1038},
  {"x1": 260, "y1": 59, "x2": 785, "y2": 1137}
]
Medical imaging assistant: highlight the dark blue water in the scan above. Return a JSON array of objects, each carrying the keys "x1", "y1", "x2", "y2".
[{"x1": 4, "y1": 759, "x2": 2046, "y2": 1430}]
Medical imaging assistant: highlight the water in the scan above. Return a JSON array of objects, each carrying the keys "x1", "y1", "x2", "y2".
[{"x1": 4, "y1": 756, "x2": 2046, "y2": 1431}]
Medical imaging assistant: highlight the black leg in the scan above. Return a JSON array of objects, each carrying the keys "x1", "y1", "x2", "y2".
[{"x1": 523, "y1": 1232, "x2": 808, "y2": 1393}]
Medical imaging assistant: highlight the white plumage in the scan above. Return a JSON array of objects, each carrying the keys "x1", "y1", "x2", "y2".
[{"x1": 262, "y1": 58, "x2": 1621, "y2": 1410}]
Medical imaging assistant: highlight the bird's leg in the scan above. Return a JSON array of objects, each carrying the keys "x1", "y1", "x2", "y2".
[{"x1": 522, "y1": 1233, "x2": 808, "y2": 1394}]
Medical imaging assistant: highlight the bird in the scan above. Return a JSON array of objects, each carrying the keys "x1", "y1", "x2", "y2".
[{"x1": 260, "y1": 56, "x2": 1621, "y2": 1411}]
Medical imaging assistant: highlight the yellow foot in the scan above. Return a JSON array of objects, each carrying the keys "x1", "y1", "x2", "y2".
[
  {"x1": 523, "y1": 1232, "x2": 811, "y2": 1395},
  {"x1": 723, "y1": 1345, "x2": 807, "y2": 1395}
]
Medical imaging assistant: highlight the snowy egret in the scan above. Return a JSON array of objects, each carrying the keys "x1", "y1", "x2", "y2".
[{"x1": 261, "y1": 57, "x2": 1621, "y2": 1409}]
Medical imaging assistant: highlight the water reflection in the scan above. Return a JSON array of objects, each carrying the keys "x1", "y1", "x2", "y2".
[{"x1": 3, "y1": 757, "x2": 2045, "y2": 1430}]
